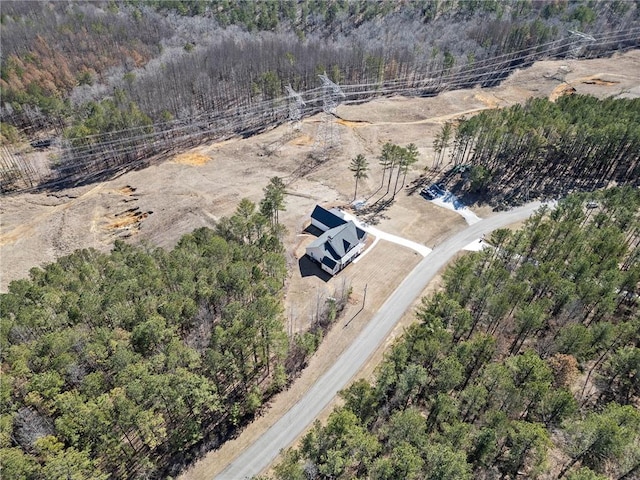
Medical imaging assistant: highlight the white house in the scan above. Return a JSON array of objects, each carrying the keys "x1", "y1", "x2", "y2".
[{"x1": 306, "y1": 217, "x2": 367, "y2": 275}]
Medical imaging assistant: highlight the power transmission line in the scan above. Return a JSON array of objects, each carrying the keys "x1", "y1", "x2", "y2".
[
  {"x1": 314, "y1": 73, "x2": 345, "y2": 160},
  {"x1": 285, "y1": 84, "x2": 305, "y2": 133},
  {"x1": 2, "y1": 27, "x2": 638, "y2": 193},
  {"x1": 568, "y1": 29, "x2": 596, "y2": 58}
]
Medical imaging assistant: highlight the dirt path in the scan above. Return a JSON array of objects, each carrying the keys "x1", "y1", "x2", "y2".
[{"x1": 339, "y1": 105, "x2": 493, "y2": 127}]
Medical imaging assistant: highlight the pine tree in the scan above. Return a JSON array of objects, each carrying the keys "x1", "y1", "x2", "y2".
[{"x1": 349, "y1": 154, "x2": 369, "y2": 201}]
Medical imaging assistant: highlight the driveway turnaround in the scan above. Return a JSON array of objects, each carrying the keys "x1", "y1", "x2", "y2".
[{"x1": 216, "y1": 201, "x2": 544, "y2": 479}]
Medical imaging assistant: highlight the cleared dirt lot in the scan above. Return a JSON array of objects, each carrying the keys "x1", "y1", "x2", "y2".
[
  {"x1": 1, "y1": 50, "x2": 639, "y2": 478},
  {"x1": 3, "y1": 51, "x2": 638, "y2": 326},
  {"x1": 3, "y1": 50, "x2": 639, "y2": 292}
]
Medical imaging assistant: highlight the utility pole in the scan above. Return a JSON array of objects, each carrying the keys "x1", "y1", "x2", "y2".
[
  {"x1": 285, "y1": 84, "x2": 305, "y2": 134},
  {"x1": 344, "y1": 283, "x2": 368, "y2": 328},
  {"x1": 568, "y1": 30, "x2": 595, "y2": 59},
  {"x1": 315, "y1": 73, "x2": 345, "y2": 160},
  {"x1": 362, "y1": 283, "x2": 368, "y2": 310}
]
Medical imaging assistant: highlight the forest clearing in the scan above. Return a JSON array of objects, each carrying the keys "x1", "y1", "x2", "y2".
[
  {"x1": 2, "y1": 49, "x2": 638, "y2": 303},
  {"x1": 2, "y1": 1, "x2": 640, "y2": 478},
  {"x1": 2, "y1": 49, "x2": 638, "y2": 479}
]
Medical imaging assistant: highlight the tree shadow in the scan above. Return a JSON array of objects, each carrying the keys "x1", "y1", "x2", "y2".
[
  {"x1": 360, "y1": 196, "x2": 394, "y2": 225},
  {"x1": 447, "y1": 177, "x2": 489, "y2": 208},
  {"x1": 406, "y1": 172, "x2": 438, "y2": 196},
  {"x1": 298, "y1": 255, "x2": 332, "y2": 282},
  {"x1": 436, "y1": 170, "x2": 612, "y2": 211}
]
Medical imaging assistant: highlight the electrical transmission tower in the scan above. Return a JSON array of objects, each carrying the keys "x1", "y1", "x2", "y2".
[
  {"x1": 285, "y1": 84, "x2": 305, "y2": 133},
  {"x1": 315, "y1": 73, "x2": 345, "y2": 160},
  {"x1": 568, "y1": 30, "x2": 596, "y2": 59}
]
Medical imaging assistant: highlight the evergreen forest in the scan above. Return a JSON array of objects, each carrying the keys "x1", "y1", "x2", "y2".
[
  {"x1": 1, "y1": 0, "x2": 639, "y2": 192},
  {"x1": 0, "y1": 189, "x2": 350, "y2": 479},
  {"x1": 268, "y1": 187, "x2": 640, "y2": 480},
  {"x1": 440, "y1": 95, "x2": 640, "y2": 206}
]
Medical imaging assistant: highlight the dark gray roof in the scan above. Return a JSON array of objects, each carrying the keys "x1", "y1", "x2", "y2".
[
  {"x1": 322, "y1": 256, "x2": 337, "y2": 269},
  {"x1": 308, "y1": 221, "x2": 364, "y2": 261},
  {"x1": 311, "y1": 205, "x2": 347, "y2": 230}
]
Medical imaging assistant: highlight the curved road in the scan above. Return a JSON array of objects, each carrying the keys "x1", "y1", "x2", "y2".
[{"x1": 216, "y1": 201, "x2": 544, "y2": 479}]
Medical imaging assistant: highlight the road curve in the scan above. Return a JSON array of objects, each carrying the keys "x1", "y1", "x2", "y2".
[{"x1": 216, "y1": 201, "x2": 544, "y2": 479}]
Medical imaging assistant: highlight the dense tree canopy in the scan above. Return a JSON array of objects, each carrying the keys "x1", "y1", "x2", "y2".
[
  {"x1": 445, "y1": 95, "x2": 640, "y2": 206},
  {"x1": 271, "y1": 187, "x2": 640, "y2": 479},
  {"x1": 0, "y1": 195, "x2": 293, "y2": 479}
]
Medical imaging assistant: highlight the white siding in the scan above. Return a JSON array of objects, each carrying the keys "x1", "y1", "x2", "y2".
[
  {"x1": 306, "y1": 245, "x2": 324, "y2": 262},
  {"x1": 338, "y1": 242, "x2": 364, "y2": 268},
  {"x1": 311, "y1": 218, "x2": 330, "y2": 232},
  {"x1": 321, "y1": 262, "x2": 339, "y2": 275}
]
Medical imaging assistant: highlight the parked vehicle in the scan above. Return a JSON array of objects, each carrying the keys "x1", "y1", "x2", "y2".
[
  {"x1": 421, "y1": 187, "x2": 435, "y2": 199},
  {"x1": 421, "y1": 183, "x2": 446, "y2": 199},
  {"x1": 30, "y1": 138, "x2": 53, "y2": 149},
  {"x1": 430, "y1": 184, "x2": 446, "y2": 197}
]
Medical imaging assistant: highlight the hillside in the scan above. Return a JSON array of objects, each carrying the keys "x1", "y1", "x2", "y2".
[{"x1": 1, "y1": 1, "x2": 639, "y2": 193}]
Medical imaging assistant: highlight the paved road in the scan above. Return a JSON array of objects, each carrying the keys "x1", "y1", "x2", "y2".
[{"x1": 216, "y1": 201, "x2": 544, "y2": 479}]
